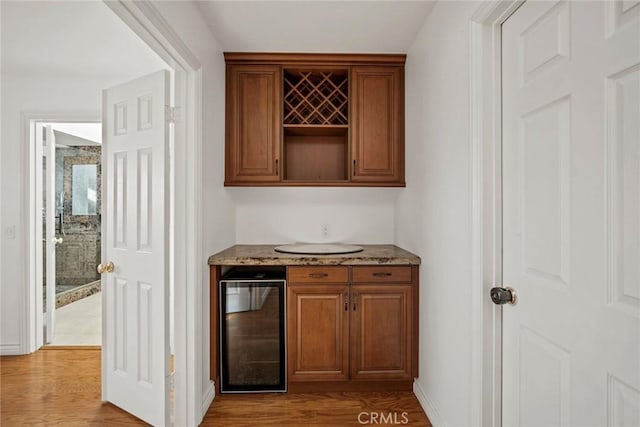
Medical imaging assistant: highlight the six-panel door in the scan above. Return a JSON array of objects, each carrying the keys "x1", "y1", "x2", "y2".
[{"x1": 502, "y1": 2, "x2": 640, "y2": 425}]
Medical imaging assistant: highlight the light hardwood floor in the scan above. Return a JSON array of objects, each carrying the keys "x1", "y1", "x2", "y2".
[{"x1": 1, "y1": 348, "x2": 431, "y2": 426}]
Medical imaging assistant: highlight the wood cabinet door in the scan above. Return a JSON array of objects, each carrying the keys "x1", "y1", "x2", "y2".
[
  {"x1": 350, "y1": 66, "x2": 404, "y2": 184},
  {"x1": 287, "y1": 284, "x2": 349, "y2": 382},
  {"x1": 350, "y1": 285, "x2": 412, "y2": 380},
  {"x1": 225, "y1": 64, "x2": 281, "y2": 184}
]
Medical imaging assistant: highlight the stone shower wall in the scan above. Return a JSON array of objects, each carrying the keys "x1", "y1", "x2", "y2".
[{"x1": 54, "y1": 146, "x2": 102, "y2": 286}]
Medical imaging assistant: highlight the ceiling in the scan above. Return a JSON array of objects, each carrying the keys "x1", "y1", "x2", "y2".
[
  {"x1": 0, "y1": 1, "x2": 167, "y2": 78},
  {"x1": 197, "y1": 1, "x2": 436, "y2": 53},
  {"x1": 1, "y1": 1, "x2": 435, "y2": 78},
  {"x1": 50, "y1": 123, "x2": 102, "y2": 146}
]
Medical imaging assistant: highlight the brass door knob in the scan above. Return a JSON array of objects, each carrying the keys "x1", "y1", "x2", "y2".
[{"x1": 97, "y1": 261, "x2": 115, "y2": 274}]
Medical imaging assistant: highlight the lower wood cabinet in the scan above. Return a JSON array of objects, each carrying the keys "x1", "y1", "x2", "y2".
[
  {"x1": 287, "y1": 284, "x2": 349, "y2": 382},
  {"x1": 287, "y1": 266, "x2": 416, "y2": 385},
  {"x1": 350, "y1": 285, "x2": 413, "y2": 380}
]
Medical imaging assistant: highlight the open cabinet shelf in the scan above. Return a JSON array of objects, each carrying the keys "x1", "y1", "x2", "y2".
[{"x1": 283, "y1": 127, "x2": 348, "y2": 182}]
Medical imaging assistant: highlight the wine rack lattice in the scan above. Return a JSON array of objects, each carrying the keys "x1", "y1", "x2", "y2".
[{"x1": 283, "y1": 70, "x2": 348, "y2": 125}]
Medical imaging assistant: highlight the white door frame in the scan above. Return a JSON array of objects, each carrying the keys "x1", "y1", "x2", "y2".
[
  {"x1": 21, "y1": 1, "x2": 208, "y2": 425},
  {"x1": 23, "y1": 112, "x2": 102, "y2": 353},
  {"x1": 469, "y1": 1, "x2": 523, "y2": 426}
]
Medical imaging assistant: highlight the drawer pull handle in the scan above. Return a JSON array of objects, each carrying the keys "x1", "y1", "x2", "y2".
[
  {"x1": 309, "y1": 273, "x2": 329, "y2": 279},
  {"x1": 373, "y1": 272, "x2": 393, "y2": 277}
]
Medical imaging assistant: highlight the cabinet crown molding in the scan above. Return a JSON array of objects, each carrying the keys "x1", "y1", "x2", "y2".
[{"x1": 224, "y1": 52, "x2": 407, "y2": 66}]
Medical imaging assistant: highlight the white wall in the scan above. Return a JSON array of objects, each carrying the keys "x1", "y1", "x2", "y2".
[
  {"x1": 397, "y1": 2, "x2": 479, "y2": 426},
  {"x1": 232, "y1": 188, "x2": 398, "y2": 244},
  {"x1": 0, "y1": 73, "x2": 132, "y2": 353}
]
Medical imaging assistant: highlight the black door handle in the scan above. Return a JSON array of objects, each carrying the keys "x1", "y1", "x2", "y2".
[{"x1": 490, "y1": 287, "x2": 517, "y2": 305}]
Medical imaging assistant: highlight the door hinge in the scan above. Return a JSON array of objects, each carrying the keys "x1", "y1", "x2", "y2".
[
  {"x1": 168, "y1": 371, "x2": 175, "y2": 390},
  {"x1": 165, "y1": 106, "x2": 180, "y2": 124}
]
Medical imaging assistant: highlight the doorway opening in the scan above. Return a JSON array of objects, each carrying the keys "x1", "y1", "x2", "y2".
[
  {"x1": 15, "y1": 0, "x2": 204, "y2": 422},
  {"x1": 40, "y1": 122, "x2": 103, "y2": 346}
]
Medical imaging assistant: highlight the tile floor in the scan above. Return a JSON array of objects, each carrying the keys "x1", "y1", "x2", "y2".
[{"x1": 48, "y1": 291, "x2": 101, "y2": 346}]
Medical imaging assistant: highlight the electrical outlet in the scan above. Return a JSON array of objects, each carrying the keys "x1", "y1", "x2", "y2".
[
  {"x1": 321, "y1": 224, "x2": 329, "y2": 239},
  {"x1": 4, "y1": 225, "x2": 16, "y2": 240}
]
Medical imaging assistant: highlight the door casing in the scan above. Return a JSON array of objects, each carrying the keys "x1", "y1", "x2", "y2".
[
  {"x1": 469, "y1": 1, "x2": 524, "y2": 427},
  {"x1": 24, "y1": 113, "x2": 102, "y2": 353}
]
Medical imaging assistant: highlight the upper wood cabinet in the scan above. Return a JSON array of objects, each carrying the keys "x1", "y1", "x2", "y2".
[
  {"x1": 351, "y1": 66, "x2": 404, "y2": 183},
  {"x1": 225, "y1": 64, "x2": 281, "y2": 184},
  {"x1": 224, "y1": 53, "x2": 405, "y2": 187}
]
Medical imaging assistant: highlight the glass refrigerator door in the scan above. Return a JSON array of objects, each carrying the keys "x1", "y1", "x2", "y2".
[{"x1": 220, "y1": 281, "x2": 285, "y2": 392}]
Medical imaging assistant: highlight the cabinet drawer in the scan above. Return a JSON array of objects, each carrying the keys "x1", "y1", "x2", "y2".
[
  {"x1": 288, "y1": 266, "x2": 349, "y2": 283},
  {"x1": 352, "y1": 266, "x2": 412, "y2": 283}
]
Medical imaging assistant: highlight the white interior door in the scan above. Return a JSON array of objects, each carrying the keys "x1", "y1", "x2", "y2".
[
  {"x1": 101, "y1": 70, "x2": 170, "y2": 426},
  {"x1": 44, "y1": 124, "x2": 56, "y2": 343},
  {"x1": 502, "y1": 1, "x2": 640, "y2": 426}
]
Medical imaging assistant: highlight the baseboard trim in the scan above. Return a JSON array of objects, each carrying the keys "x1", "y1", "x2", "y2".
[
  {"x1": 0, "y1": 343, "x2": 23, "y2": 356},
  {"x1": 288, "y1": 380, "x2": 413, "y2": 393},
  {"x1": 200, "y1": 380, "x2": 215, "y2": 421},
  {"x1": 413, "y1": 380, "x2": 445, "y2": 427},
  {"x1": 42, "y1": 345, "x2": 101, "y2": 351}
]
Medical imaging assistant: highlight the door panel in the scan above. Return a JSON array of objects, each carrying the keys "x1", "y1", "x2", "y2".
[
  {"x1": 519, "y1": 96, "x2": 571, "y2": 288},
  {"x1": 607, "y1": 65, "x2": 640, "y2": 317},
  {"x1": 226, "y1": 64, "x2": 281, "y2": 183},
  {"x1": 102, "y1": 70, "x2": 170, "y2": 426},
  {"x1": 351, "y1": 66, "x2": 404, "y2": 183},
  {"x1": 502, "y1": 1, "x2": 640, "y2": 426},
  {"x1": 287, "y1": 284, "x2": 349, "y2": 382},
  {"x1": 350, "y1": 285, "x2": 412, "y2": 380}
]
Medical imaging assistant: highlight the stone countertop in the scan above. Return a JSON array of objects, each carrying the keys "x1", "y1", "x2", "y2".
[{"x1": 208, "y1": 244, "x2": 421, "y2": 266}]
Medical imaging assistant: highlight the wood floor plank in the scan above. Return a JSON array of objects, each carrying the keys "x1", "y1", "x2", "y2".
[
  {"x1": 1, "y1": 349, "x2": 431, "y2": 426},
  {"x1": 203, "y1": 392, "x2": 431, "y2": 426},
  {"x1": 0, "y1": 348, "x2": 146, "y2": 426}
]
